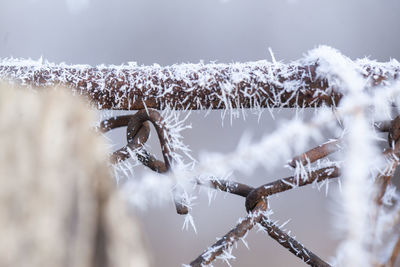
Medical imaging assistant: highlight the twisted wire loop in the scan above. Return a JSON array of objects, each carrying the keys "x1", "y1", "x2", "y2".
[
  {"x1": 97, "y1": 112, "x2": 399, "y2": 266},
  {"x1": 189, "y1": 118, "x2": 400, "y2": 267},
  {"x1": 99, "y1": 109, "x2": 188, "y2": 215},
  {"x1": 191, "y1": 165, "x2": 338, "y2": 266},
  {"x1": 96, "y1": 110, "x2": 399, "y2": 266}
]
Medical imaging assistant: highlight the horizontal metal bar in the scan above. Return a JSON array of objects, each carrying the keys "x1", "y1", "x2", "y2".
[{"x1": 1, "y1": 58, "x2": 398, "y2": 110}]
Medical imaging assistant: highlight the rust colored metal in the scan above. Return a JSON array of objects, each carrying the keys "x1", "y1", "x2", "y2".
[
  {"x1": 388, "y1": 116, "x2": 400, "y2": 146},
  {"x1": 4, "y1": 60, "x2": 398, "y2": 111},
  {"x1": 371, "y1": 117, "x2": 400, "y2": 267},
  {"x1": 99, "y1": 109, "x2": 187, "y2": 214},
  {"x1": 98, "y1": 112, "x2": 342, "y2": 266},
  {"x1": 100, "y1": 111, "x2": 400, "y2": 266},
  {"x1": 113, "y1": 122, "x2": 151, "y2": 164},
  {"x1": 126, "y1": 109, "x2": 173, "y2": 170},
  {"x1": 197, "y1": 177, "x2": 254, "y2": 198},
  {"x1": 3, "y1": 58, "x2": 400, "y2": 266},
  {"x1": 99, "y1": 113, "x2": 166, "y2": 171},
  {"x1": 259, "y1": 218, "x2": 331, "y2": 267},
  {"x1": 93, "y1": 92, "x2": 400, "y2": 266},
  {"x1": 190, "y1": 201, "x2": 268, "y2": 267},
  {"x1": 1, "y1": 58, "x2": 399, "y2": 111},
  {"x1": 0, "y1": 62, "x2": 341, "y2": 110},
  {"x1": 376, "y1": 117, "x2": 400, "y2": 205},
  {"x1": 387, "y1": 236, "x2": 400, "y2": 267},
  {"x1": 288, "y1": 140, "x2": 341, "y2": 168},
  {"x1": 375, "y1": 154, "x2": 398, "y2": 206},
  {"x1": 99, "y1": 115, "x2": 152, "y2": 164},
  {"x1": 245, "y1": 166, "x2": 340, "y2": 212},
  {"x1": 190, "y1": 165, "x2": 339, "y2": 267},
  {"x1": 375, "y1": 120, "x2": 392, "y2": 133},
  {"x1": 98, "y1": 115, "x2": 132, "y2": 132}
]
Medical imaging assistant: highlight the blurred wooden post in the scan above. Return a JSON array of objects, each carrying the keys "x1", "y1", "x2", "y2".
[{"x1": 0, "y1": 84, "x2": 151, "y2": 267}]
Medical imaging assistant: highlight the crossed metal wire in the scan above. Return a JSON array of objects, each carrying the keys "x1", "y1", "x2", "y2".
[
  {"x1": 99, "y1": 109, "x2": 400, "y2": 267},
  {"x1": 99, "y1": 109, "x2": 188, "y2": 214}
]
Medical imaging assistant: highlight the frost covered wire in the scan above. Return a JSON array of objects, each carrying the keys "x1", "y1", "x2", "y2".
[
  {"x1": 373, "y1": 184, "x2": 400, "y2": 266},
  {"x1": 288, "y1": 139, "x2": 342, "y2": 168},
  {"x1": 258, "y1": 218, "x2": 331, "y2": 267},
  {"x1": 99, "y1": 108, "x2": 193, "y2": 215},
  {"x1": 168, "y1": 105, "x2": 339, "y2": 190},
  {"x1": 161, "y1": 81, "x2": 400, "y2": 193},
  {"x1": 184, "y1": 47, "x2": 400, "y2": 266},
  {"x1": 371, "y1": 131, "x2": 400, "y2": 265},
  {"x1": 159, "y1": 108, "x2": 193, "y2": 164},
  {"x1": 245, "y1": 166, "x2": 340, "y2": 212},
  {"x1": 3, "y1": 47, "x2": 400, "y2": 266},
  {"x1": 305, "y1": 46, "x2": 391, "y2": 267},
  {"x1": 189, "y1": 163, "x2": 340, "y2": 267},
  {"x1": 189, "y1": 201, "x2": 269, "y2": 267},
  {"x1": 0, "y1": 55, "x2": 399, "y2": 111},
  {"x1": 188, "y1": 110, "x2": 396, "y2": 266}
]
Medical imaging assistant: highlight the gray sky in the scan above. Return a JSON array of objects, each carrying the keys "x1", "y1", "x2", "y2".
[
  {"x1": 1, "y1": 0, "x2": 400, "y2": 65},
  {"x1": 1, "y1": 1, "x2": 400, "y2": 266}
]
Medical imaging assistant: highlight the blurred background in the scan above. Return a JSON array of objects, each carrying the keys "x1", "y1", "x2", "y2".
[{"x1": 1, "y1": 0, "x2": 400, "y2": 266}]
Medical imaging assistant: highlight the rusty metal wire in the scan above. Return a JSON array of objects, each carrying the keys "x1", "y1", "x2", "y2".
[
  {"x1": 387, "y1": 237, "x2": 400, "y2": 267},
  {"x1": 190, "y1": 201, "x2": 268, "y2": 266},
  {"x1": 376, "y1": 117, "x2": 400, "y2": 205},
  {"x1": 4, "y1": 58, "x2": 400, "y2": 266},
  {"x1": 196, "y1": 177, "x2": 253, "y2": 198},
  {"x1": 99, "y1": 109, "x2": 188, "y2": 214},
  {"x1": 245, "y1": 166, "x2": 340, "y2": 213},
  {"x1": 259, "y1": 218, "x2": 332, "y2": 267},
  {"x1": 191, "y1": 165, "x2": 339, "y2": 267},
  {"x1": 288, "y1": 140, "x2": 341, "y2": 168},
  {"x1": 1, "y1": 59, "x2": 399, "y2": 110},
  {"x1": 100, "y1": 109, "x2": 345, "y2": 266},
  {"x1": 370, "y1": 118, "x2": 400, "y2": 267},
  {"x1": 98, "y1": 109, "x2": 400, "y2": 266}
]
